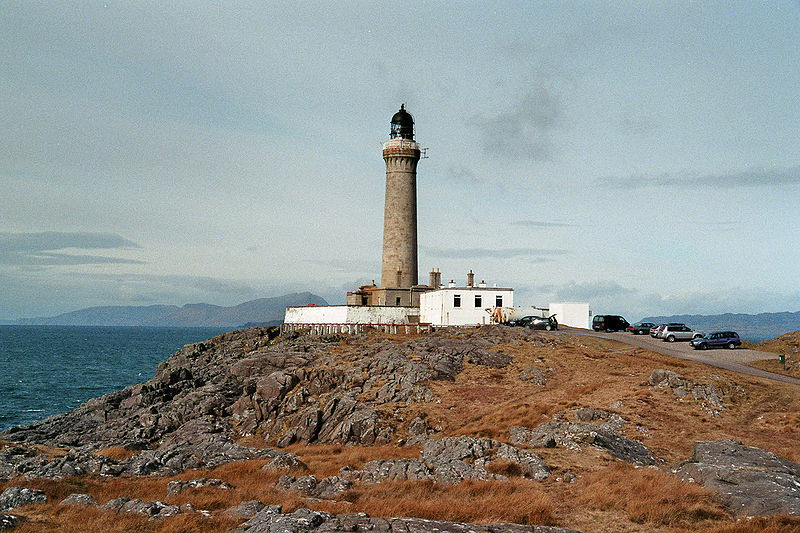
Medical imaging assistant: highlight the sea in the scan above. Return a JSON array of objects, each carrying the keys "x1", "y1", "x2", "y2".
[{"x1": 0, "y1": 325, "x2": 230, "y2": 432}]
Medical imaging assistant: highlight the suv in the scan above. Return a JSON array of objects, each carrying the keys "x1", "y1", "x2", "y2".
[
  {"x1": 592, "y1": 315, "x2": 630, "y2": 332},
  {"x1": 690, "y1": 331, "x2": 741, "y2": 350},
  {"x1": 661, "y1": 324, "x2": 703, "y2": 342},
  {"x1": 628, "y1": 321, "x2": 656, "y2": 335},
  {"x1": 507, "y1": 315, "x2": 536, "y2": 327}
]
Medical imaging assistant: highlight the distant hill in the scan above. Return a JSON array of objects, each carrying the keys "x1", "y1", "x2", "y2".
[
  {"x1": 641, "y1": 311, "x2": 800, "y2": 341},
  {"x1": 16, "y1": 292, "x2": 327, "y2": 327}
]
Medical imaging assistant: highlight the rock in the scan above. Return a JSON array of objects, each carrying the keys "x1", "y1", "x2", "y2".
[
  {"x1": 238, "y1": 507, "x2": 585, "y2": 533},
  {"x1": 59, "y1": 493, "x2": 97, "y2": 506},
  {"x1": 519, "y1": 367, "x2": 547, "y2": 386},
  {"x1": 509, "y1": 422, "x2": 660, "y2": 466},
  {"x1": 407, "y1": 415, "x2": 427, "y2": 436},
  {"x1": 224, "y1": 500, "x2": 266, "y2": 519},
  {"x1": 277, "y1": 474, "x2": 351, "y2": 499},
  {"x1": 0, "y1": 487, "x2": 47, "y2": 511},
  {"x1": 0, "y1": 514, "x2": 21, "y2": 530},
  {"x1": 101, "y1": 497, "x2": 181, "y2": 520},
  {"x1": 675, "y1": 439, "x2": 800, "y2": 515},
  {"x1": 573, "y1": 408, "x2": 609, "y2": 422},
  {"x1": 648, "y1": 370, "x2": 744, "y2": 415},
  {"x1": 344, "y1": 436, "x2": 549, "y2": 485},
  {"x1": 261, "y1": 453, "x2": 307, "y2": 472},
  {"x1": 166, "y1": 477, "x2": 234, "y2": 496}
]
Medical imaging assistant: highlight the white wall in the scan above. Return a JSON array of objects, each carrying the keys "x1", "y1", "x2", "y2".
[
  {"x1": 420, "y1": 288, "x2": 514, "y2": 326},
  {"x1": 284, "y1": 305, "x2": 417, "y2": 324},
  {"x1": 548, "y1": 302, "x2": 590, "y2": 329}
]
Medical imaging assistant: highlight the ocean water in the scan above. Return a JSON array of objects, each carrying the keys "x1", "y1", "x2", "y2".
[{"x1": 0, "y1": 325, "x2": 229, "y2": 432}]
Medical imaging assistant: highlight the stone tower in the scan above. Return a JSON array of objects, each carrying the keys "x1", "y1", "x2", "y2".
[{"x1": 381, "y1": 104, "x2": 421, "y2": 289}]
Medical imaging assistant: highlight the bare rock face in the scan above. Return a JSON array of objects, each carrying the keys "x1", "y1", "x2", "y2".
[
  {"x1": 277, "y1": 475, "x2": 352, "y2": 499},
  {"x1": 100, "y1": 498, "x2": 181, "y2": 520},
  {"x1": 648, "y1": 370, "x2": 744, "y2": 415},
  {"x1": 59, "y1": 493, "x2": 97, "y2": 507},
  {"x1": 236, "y1": 507, "x2": 585, "y2": 533},
  {"x1": 675, "y1": 440, "x2": 800, "y2": 516},
  {"x1": 342, "y1": 435, "x2": 549, "y2": 485},
  {"x1": 166, "y1": 477, "x2": 234, "y2": 496},
  {"x1": 224, "y1": 500, "x2": 267, "y2": 520},
  {"x1": 509, "y1": 420, "x2": 660, "y2": 467},
  {"x1": 0, "y1": 487, "x2": 46, "y2": 512},
  {"x1": 1, "y1": 326, "x2": 529, "y2": 478}
]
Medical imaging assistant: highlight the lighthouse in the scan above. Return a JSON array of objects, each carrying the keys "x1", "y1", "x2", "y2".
[{"x1": 380, "y1": 104, "x2": 421, "y2": 289}]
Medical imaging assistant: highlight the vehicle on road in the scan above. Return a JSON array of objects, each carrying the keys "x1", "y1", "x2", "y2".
[
  {"x1": 661, "y1": 324, "x2": 703, "y2": 342},
  {"x1": 592, "y1": 315, "x2": 630, "y2": 332},
  {"x1": 530, "y1": 315, "x2": 558, "y2": 331},
  {"x1": 628, "y1": 321, "x2": 656, "y2": 335},
  {"x1": 690, "y1": 331, "x2": 741, "y2": 350},
  {"x1": 507, "y1": 315, "x2": 536, "y2": 327},
  {"x1": 650, "y1": 324, "x2": 665, "y2": 337},
  {"x1": 653, "y1": 323, "x2": 685, "y2": 338}
]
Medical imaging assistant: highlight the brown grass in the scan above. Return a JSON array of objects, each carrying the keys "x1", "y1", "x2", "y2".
[
  {"x1": 749, "y1": 358, "x2": 800, "y2": 379},
  {"x1": 699, "y1": 515, "x2": 800, "y2": 533},
  {"x1": 94, "y1": 446, "x2": 138, "y2": 461},
  {"x1": 577, "y1": 463, "x2": 728, "y2": 526}
]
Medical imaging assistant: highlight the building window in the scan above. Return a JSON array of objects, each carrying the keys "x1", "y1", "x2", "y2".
[
  {"x1": 453, "y1": 294, "x2": 461, "y2": 308},
  {"x1": 496, "y1": 295, "x2": 503, "y2": 307},
  {"x1": 395, "y1": 297, "x2": 401, "y2": 306},
  {"x1": 475, "y1": 294, "x2": 482, "y2": 307}
]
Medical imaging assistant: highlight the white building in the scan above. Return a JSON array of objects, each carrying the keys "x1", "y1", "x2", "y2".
[
  {"x1": 420, "y1": 285, "x2": 514, "y2": 326},
  {"x1": 548, "y1": 302, "x2": 591, "y2": 329},
  {"x1": 284, "y1": 305, "x2": 418, "y2": 325}
]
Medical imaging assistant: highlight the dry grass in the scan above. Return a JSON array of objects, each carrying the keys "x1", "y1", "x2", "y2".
[
  {"x1": 749, "y1": 358, "x2": 800, "y2": 379},
  {"x1": 94, "y1": 446, "x2": 138, "y2": 461},
  {"x1": 577, "y1": 463, "x2": 728, "y2": 526},
  {"x1": 698, "y1": 515, "x2": 800, "y2": 533}
]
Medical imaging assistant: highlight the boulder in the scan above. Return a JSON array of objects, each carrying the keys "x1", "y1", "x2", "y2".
[
  {"x1": 166, "y1": 477, "x2": 234, "y2": 496},
  {"x1": 101, "y1": 497, "x2": 181, "y2": 520},
  {"x1": 675, "y1": 439, "x2": 800, "y2": 515},
  {"x1": 59, "y1": 493, "x2": 97, "y2": 507},
  {"x1": 0, "y1": 487, "x2": 47, "y2": 511},
  {"x1": 0, "y1": 514, "x2": 21, "y2": 530},
  {"x1": 277, "y1": 475, "x2": 352, "y2": 499},
  {"x1": 224, "y1": 500, "x2": 266, "y2": 519},
  {"x1": 237, "y1": 507, "x2": 585, "y2": 533}
]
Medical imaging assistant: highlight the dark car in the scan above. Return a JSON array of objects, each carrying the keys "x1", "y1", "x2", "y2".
[
  {"x1": 530, "y1": 314, "x2": 558, "y2": 331},
  {"x1": 507, "y1": 315, "x2": 536, "y2": 327},
  {"x1": 628, "y1": 321, "x2": 656, "y2": 335},
  {"x1": 592, "y1": 315, "x2": 629, "y2": 332},
  {"x1": 690, "y1": 331, "x2": 741, "y2": 350}
]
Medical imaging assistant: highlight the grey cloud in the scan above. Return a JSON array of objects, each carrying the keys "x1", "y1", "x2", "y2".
[
  {"x1": 0, "y1": 232, "x2": 142, "y2": 266},
  {"x1": 424, "y1": 247, "x2": 568, "y2": 259},
  {"x1": 607, "y1": 166, "x2": 800, "y2": 189},
  {"x1": 474, "y1": 88, "x2": 562, "y2": 161}
]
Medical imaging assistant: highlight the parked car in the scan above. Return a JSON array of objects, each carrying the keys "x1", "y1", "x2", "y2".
[
  {"x1": 592, "y1": 315, "x2": 630, "y2": 332},
  {"x1": 661, "y1": 324, "x2": 703, "y2": 342},
  {"x1": 530, "y1": 314, "x2": 558, "y2": 331},
  {"x1": 653, "y1": 323, "x2": 685, "y2": 338},
  {"x1": 650, "y1": 324, "x2": 665, "y2": 337},
  {"x1": 690, "y1": 331, "x2": 741, "y2": 350},
  {"x1": 507, "y1": 315, "x2": 536, "y2": 327},
  {"x1": 628, "y1": 321, "x2": 656, "y2": 335}
]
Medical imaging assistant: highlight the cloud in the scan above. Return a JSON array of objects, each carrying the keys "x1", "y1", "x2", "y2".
[
  {"x1": 606, "y1": 166, "x2": 800, "y2": 189},
  {"x1": 0, "y1": 232, "x2": 142, "y2": 266},
  {"x1": 511, "y1": 220, "x2": 575, "y2": 228},
  {"x1": 474, "y1": 88, "x2": 562, "y2": 161},
  {"x1": 538, "y1": 280, "x2": 637, "y2": 301},
  {"x1": 424, "y1": 247, "x2": 568, "y2": 259}
]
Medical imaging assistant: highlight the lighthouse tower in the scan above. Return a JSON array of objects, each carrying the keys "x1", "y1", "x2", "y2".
[{"x1": 381, "y1": 104, "x2": 421, "y2": 289}]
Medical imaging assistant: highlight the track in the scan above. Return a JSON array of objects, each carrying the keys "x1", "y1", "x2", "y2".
[{"x1": 555, "y1": 326, "x2": 800, "y2": 387}]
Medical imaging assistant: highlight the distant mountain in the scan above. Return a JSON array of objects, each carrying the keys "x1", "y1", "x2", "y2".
[
  {"x1": 16, "y1": 292, "x2": 328, "y2": 327},
  {"x1": 641, "y1": 311, "x2": 800, "y2": 341}
]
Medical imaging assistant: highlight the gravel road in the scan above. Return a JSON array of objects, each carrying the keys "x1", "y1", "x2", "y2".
[{"x1": 557, "y1": 326, "x2": 800, "y2": 387}]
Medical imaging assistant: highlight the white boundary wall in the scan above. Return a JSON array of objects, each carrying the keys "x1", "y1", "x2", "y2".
[
  {"x1": 284, "y1": 305, "x2": 418, "y2": 324},
  {"x1": 548, "y1": 302, "x2": 590, "y2": 329}
]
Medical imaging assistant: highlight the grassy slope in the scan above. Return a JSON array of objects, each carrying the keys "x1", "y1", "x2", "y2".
[{"x1": 3, "y1": 331, "x2": 800, "y2": 532}]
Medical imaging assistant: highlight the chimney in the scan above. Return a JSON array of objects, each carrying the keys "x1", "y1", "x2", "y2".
[
  {"x1": 449, "y1": 279, "x2": 456, "y2": 288},
  {"x1": 478, "y1": 279, "x2": 486, "y2": 288},
  {"x1": 429, "y1": 269, "x2": 437, "y2": 288},
  {"x1": 467, "y1": 270, "x2": 475, "y2": 287},
  {"x1": 435, "y1": 268, "x2": 442, "y2": 288}
]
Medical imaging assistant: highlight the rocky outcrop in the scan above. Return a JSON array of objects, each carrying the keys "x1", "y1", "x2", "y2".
[
  {"x1": 166, "y1": 477, "x2": 234, "y2": 496},
  {"x1": 1, "y1": 326, "x2": 541, "y2": 478},
  {"x1": 675, "y1": 440, "x2": 800, "y2": 516},
  {"x1": 224, "y1": 501, "x2": 270, "y2": 520},
  {"x1": 100, "y1": 498, "x2": 185, "y2": 520},
  {"x1": 277, "y1": 474, "x2": 352, "y2": 499},
  {"x1": 0, "y1": 487, "x2": 46, "y2": 511},
  {"x1": 234, "y1": 507, "x2": 585, "y2": 533},
  {"x1": 648, "y1": 370, "x2": 745, "y2": 415},
  {"x1": 59, "y1": 493, "x2": 97, "y2": 507},
  {"x1": 0, "y1": 514, "x2": 21, "y2": 530},
  {"x1": 509, "y1": 419, "x2": 660, "y2": 466},
  {"x1": 342, "y1": 435, "x2": 549, "y2": 485}
]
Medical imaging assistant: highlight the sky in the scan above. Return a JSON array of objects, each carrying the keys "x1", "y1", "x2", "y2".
[{"x1": 2, "y1": 1, "x2": 799, "y2": 322}]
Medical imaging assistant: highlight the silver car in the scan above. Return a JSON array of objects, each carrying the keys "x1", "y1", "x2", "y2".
[{"x1": 661, "y1": 324, "x2": 703, "y2": 342}]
